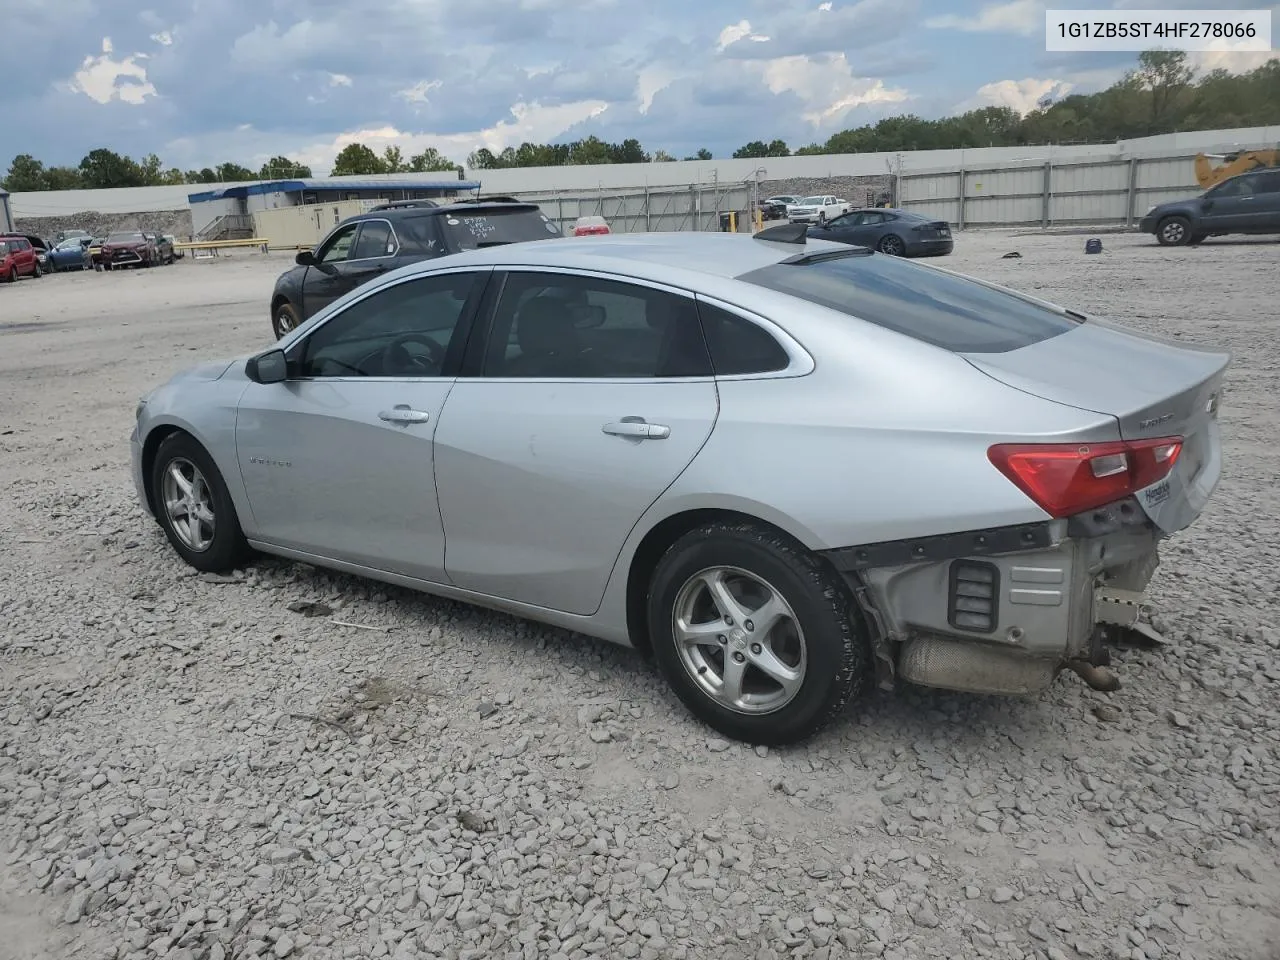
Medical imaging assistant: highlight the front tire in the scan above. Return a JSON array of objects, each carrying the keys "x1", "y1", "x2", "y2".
[
  {"x1": 1156, "y1": 215, "x2": 1192, "y2": 246},
  {"x1": 646, "y1": 521, "x2": 872, "y2": 745},
  {"x1": 272, "y1": 301, "x2": 301, "y2": 340},
  {"x1": 150, "y1": 432, "x2": 250, "y2": 573}
]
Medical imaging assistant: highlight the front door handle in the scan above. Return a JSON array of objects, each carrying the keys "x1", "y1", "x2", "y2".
[
  {"x1": 603, "y1": 418, "x2": 670, "y2": 440},
  {"x1": 379, "y1": 404, "x2": 431, "y2": 424}
]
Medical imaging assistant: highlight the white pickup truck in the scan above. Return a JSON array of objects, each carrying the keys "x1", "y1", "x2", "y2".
[{"x1": 786, "y1": 195, "x2": 853, "y2": 224}]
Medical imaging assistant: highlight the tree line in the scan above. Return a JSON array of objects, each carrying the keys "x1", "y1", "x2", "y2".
[{"x1": 5, "y1": 50, "x2": 1277, "y2": 191}]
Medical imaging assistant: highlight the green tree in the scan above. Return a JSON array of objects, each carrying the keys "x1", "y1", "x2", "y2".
[
  {"x1": 44, "y1": 167, "x2": 85, "y2": 190},
  {"x1": 258, "y1": 156, "x2": 313, "y2": 179},
  {"x1": 78, "y1": 148, "x2": 145, "y2": 188},
  {"x1": 732, "y1": 139, "x2": 789, "y2": 158},
  {"x1": 685, "y1": 147, "x2": 713, "y2": 160},
  {"x1": 408, "y1": 147, "x2": 457, "y2": 172},
  {"x1": 382, "y1": 146, "x2": 405, "y2": 173},
  {"x1": 3, "y1": 154, "x2": 48, "y2": 191},
  {"x1": 610, "y1": 138, "x2": 649, "y2": 163},
  {"x1": 161, "y1": 168, "x2": 187, "y2": 186},
  {"x1": 567, "y1": 135, "x2": 613, "y2": 165},
  {"x1": 653, "y1": 150, "x2": 676, "y2": 162},
  {"x1": 1134, "y1": 49, "x2": 1195, "y2": 130},
  {"x1": 331, "y1": 143, "x2": 386, "y2": 176},
  {"x1": 215, "y1": 162, "x2": 254, "y2": 182}
]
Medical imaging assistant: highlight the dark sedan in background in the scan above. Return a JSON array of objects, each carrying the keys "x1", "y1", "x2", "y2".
[
  {"x1": 269, "y1": 199, "x2": 563, "y2": 338},
  {"x1": 805, "y1": 208, "x2": 954, "y2": 257}
]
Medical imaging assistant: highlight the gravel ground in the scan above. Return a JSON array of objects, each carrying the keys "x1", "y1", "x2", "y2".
[{"x1": 1, "y1": 231, "x2": 1278, "y2": 960}]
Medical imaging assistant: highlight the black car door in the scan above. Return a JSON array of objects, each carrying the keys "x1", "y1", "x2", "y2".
[
  {"x1": 1199, "y1": 176, "x2": 1257, "y2": 232},
  {"x1": 819, "y1": 211, "x2": 865, "y2": 244},
  {"x1": 336, "y1": 218, "x2": 400, "y2": 289},
  {"x1": 301, "y1": 221, "x2": 361, "y2": 318},
  {"x1": 1249, "y1": 171, "x2": 1280, "y2": 232}
]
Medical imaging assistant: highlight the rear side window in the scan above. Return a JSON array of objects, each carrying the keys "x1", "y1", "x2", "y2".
[
  {"x1": 737, "y1": 253, "x2": 1079, "y2": 353},
  {"x1": 697, "y1": 303, "x2": 790, "y2": 375},
  {"x1": 439, "y1": 208, "x2": 562, "y2": 251}
]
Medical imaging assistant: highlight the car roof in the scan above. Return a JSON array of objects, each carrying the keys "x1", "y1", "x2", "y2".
[
  {"x1": 390, "y1": 230, "x2": 858, "y2": 284},
  {"x1": 354, "y1": 200, "x2": 543, "y2": 222}
]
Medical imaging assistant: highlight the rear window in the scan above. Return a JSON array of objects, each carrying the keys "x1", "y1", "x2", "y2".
[
  {"x1": 737, "y1": 253, "x2": 1079, "y2": 353},
  {"x1": 107, "y1": 232, "x2": 145, "y2": 243},
  {"x1": 438, "y1": 208, "x2": 562, "y2": 251}
]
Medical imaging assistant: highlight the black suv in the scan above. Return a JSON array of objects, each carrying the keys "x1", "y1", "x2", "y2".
[
  {"x1": 1139, "y1": 168, "x2": 1280, "y2": 246},
  {"x1": 269, "y1": 200, "x2": 563, "y2": 338}
]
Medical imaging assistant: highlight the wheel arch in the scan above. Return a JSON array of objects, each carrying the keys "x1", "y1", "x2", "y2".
[{"x1": 623, "y1": 504, "x2": 831, "y2": 657}]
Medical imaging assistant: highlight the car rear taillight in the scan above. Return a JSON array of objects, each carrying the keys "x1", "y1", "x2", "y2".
[{"x1": 987, "y1": 437, "x2": 1182, "y2": 518}]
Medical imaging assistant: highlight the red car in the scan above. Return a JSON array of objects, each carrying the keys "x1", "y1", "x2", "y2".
[
  {"x1": 1, "y1": 234, "x2": 42, "y2": 282},
  {"x1": 572, "y1": 215, "x2": 611, "y2": 236},
  {"x1": 101, "y1": 230, "x2": 159, "y2": 270}
]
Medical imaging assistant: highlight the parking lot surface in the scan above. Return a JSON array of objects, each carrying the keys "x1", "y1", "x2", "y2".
[{"x1": 2, "y1": 231, "x2": 1278, "y2": 960}]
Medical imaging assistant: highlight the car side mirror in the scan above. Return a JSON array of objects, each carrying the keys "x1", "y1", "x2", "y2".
[
  {"x1": 246, "y1": 349, "x2": 288, "y2": 384},
  {"x1": 295, "y1": 250, "x2": 316, "y2": 266}
]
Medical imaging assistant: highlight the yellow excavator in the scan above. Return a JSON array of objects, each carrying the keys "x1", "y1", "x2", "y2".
[{"x1": 1194, "y1": 146, "x2": 1280, "y2": 189}]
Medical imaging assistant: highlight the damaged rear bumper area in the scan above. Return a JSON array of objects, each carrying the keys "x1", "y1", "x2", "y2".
[{"x1": 821, "y1": 498, "x2": 1164, "y2": 697}]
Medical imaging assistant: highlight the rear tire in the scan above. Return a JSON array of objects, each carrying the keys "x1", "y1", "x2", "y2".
[
  {"x1": 5, "y1": 266, "x2": 16, "y2": 283},
  {"x1": 32, "y1": 261, "x2": 42, "y2": 278},
  {"x1": 646, "y1": 520, "x2": 872, "y2": 745},
  {"x1": 1156, "y1": 216, "x2": 1192, "y2": 246},
  {"x1": 272, "y1": 301, "x2": 302, "y2": 340},
  {"x1": 150, "y1": 432, "x2": 251, "y2": 573},
  {"x1": 878, "y1": 234, "x2": 906, "y2": 256}
]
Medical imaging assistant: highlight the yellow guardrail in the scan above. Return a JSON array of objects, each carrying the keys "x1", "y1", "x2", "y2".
[{"x1": 173, "y1": 238, "x2": 271, "y2": 252}]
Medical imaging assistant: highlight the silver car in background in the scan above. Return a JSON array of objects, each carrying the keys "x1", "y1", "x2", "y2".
[{"x1": 130, "y1": 228, "x2": 1229, "y2": 745}]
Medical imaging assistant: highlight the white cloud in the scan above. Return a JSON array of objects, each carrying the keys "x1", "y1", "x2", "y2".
[
  {"x1": 288, "y1": 99, "x2": 611, "y2": 172},
  {"x1": 716, "y1": 20, "x2": 769, "y2": 51},
  {"x1": 636, "y1": 64, "x2": 686, "y2": 114},
  {"x1": 328, "y1": 73, "x2": 353, "y2": 87},
  {"x1": 754, "y1": 54, "x2": 912, "y2": 126},
  {"x1": 925, "y1": 0, "x2": 1042, "y2": 35},
  {"x1": 396, "y1": 79, "x2": 443, "y2": 104},
  {"x1": 818, "y1": 1, "x2": 832, "y2": 9},
  {"x1": 150, "y1": 31, "x2": 173, "y2": 46},
  {"x1": 1189, "y1": 43, "x2": 1278, "y2": 74},
  {"x1": 67, "y1": 36, "x2": 158, "y2": 105},
  {"x1": 959, "y1": 77, "x2": 1073, "y2": 115}
]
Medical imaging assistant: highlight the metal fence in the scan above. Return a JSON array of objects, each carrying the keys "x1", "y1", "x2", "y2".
[
  {"x1": 520, "y1": 183, "x2": 757, "y2": 234},
  {"x1": 896, "y1": 152, "x2": 1216, "y2": 229}
]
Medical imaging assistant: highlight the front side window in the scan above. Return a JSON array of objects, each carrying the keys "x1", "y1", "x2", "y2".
[
  {"x1": 351, "y1": 220, "x2": 396, "y2": 260},
  {"x1": 317, "y1": 223, "x2": 359, "y2": 263},
  {"x1": 1210, "y1": 177, "x2": 1255, "y2": 198},
  {"x1": 482, "y1": 271, "x2": 712, "y2": 379},
  {"x1": 297, "y1": 271, "x2": 482, "y2": 378}
]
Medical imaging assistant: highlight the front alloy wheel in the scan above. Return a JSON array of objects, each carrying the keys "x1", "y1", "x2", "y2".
[
  {"x1": 151, "y1": 432, "x2": 250, "y2": 572},
  {"x1": 1156, "y1": 216, "x2": 1191, "y2": 246}
]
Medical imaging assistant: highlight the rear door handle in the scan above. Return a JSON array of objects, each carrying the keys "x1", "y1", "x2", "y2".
[
  {"x1": 379, "y1": 404, "x2": 431, "y2": 424},
  {"x1": 603, "y1": 418, "x2": 670, "y2": 440}
]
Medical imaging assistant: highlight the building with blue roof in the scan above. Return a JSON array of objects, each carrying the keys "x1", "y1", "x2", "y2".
[{"x1": 188, "y1": 176, "x2": 481, "y2": 240}]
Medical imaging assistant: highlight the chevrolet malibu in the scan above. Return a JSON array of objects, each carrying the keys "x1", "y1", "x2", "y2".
[{"x1": 130, "y1": 227, "x2": 1229, "y2": 745}]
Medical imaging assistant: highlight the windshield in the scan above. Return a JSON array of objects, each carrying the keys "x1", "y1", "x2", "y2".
[
  {"x1": 737, "y1": 252, "x2": 1080, "y2": 354},
  {"x1": 56, "y1": 238, "x2": 84, "y2": 250},
  {"x1": 800, "y1": 196, "x2": 825, "y2": 205},
  {"x1": 437, "y1": 208, "x2": 563, "y2": 250},
  {"x1": 107, "y1": 232, "x2": 145, "y2": 243}
]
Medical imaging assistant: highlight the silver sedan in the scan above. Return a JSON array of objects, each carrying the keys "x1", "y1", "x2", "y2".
[{"x1": 130, "y1": 226, "x2": 1230, "y2": 744}]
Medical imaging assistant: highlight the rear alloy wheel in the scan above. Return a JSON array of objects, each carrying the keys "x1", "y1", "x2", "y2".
[
  {"x1": 272, "y1": 301, "x2": 301, "y2": 340},
  {"x1": 151, "y1": 432, "x2": 250, "y2": 573},
  {"x1": 1156, "y1": 215, "x2": 1192, "y2": 246},
  {"x1": 878, "y1": 234, "x2": 906, "y2": 256},
  {"x1": 647, "y1": 520, "x2": 872, "y2": 745},
  {"x1": 32, "y1": 261, "x2": 43, "y2": 278}
]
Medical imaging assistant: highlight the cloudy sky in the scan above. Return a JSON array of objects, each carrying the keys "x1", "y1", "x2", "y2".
[{"x1": 5, "y1": 0, "x2": 1276, "y2": 175}]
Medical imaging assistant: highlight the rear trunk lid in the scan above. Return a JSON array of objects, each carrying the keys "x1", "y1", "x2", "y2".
[{"x1": 962, "y1": 319, "x2": 1230, "y2": 534}]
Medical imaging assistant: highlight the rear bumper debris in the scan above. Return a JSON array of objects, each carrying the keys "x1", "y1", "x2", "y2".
[{"x1": 823, "y1": 510, "x2": 1165, "y2": 696}]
